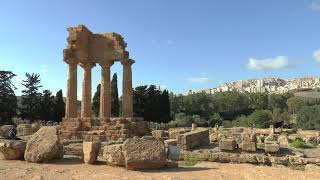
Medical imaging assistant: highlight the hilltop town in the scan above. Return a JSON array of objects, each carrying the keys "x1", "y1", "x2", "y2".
[{"x1": 189, "y1": 77, "x2": 320, "y2": 95}]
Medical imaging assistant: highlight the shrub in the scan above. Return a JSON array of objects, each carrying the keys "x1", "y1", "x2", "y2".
[
  {"x1": 291, "y1": 138, "x2": 306, "y2": 148},
  {"x1": 184, "y1": 154, "x2": 201, "y2": 166}
]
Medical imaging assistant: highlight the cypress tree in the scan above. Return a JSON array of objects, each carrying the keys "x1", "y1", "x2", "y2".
[
  {"x1": 92, "y1": 84, "x2": 101, "y2": 116},
  {"x1": 53, "y1": 89, "x2": 65, "y2": 122},
  {"x1": 111, "y1": 73, "x2": 120, "y2": 117}
]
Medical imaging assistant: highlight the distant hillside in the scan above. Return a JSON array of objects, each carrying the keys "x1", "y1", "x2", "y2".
[{"x1": 294, "y1": 91, "x2": 320, "y2": 99}]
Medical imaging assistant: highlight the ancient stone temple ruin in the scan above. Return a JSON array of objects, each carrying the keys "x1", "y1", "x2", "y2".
[{"x1": 59, "y1": 25, "x2": 149, "y2": 141}]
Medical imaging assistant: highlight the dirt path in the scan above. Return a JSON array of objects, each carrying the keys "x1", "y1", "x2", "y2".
[{"x1": 1, "y1": 158, "x2": 320, "y2": 180}]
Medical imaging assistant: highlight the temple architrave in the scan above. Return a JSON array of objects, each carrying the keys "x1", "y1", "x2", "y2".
[{"x1": 59, "y1": 25, "x2": 150, "y2": 141}]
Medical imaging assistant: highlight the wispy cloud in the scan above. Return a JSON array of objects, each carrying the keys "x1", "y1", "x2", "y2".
[
  {"x1": 313, "y1": 49, "x2": 320, "y2": 63},
  {"x1": 247, "y1": 56, "x2": 295, "y2": 71},
  {"x1": 40, "y1": 64, "x2": 49, "y2": 73},
  {"x1": 186, "y1": 77, "x2": 211, "y2": 83},
  {"x1": 311, "y1": 0, "x2": 320, "y2": 11}
]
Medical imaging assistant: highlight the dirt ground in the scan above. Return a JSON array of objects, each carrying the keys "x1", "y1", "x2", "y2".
[{"x1": 1, "y1": 157, "x2": 320, "y2": 180}]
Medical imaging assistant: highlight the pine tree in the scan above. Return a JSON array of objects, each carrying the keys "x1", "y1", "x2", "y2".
[
  {"x1": 39, "y1": 89, "x2": 55, "y2": 121},
  {"x1": 92, "y1": 84, "x2": 101, "y2": 117},
  {"x1": 111, "y1": 73, "x2": 120, "y2": 117},
  {"x1": 53, "y1": 89, "x2": 65, "y2": 122},
  {"x1": 0, "y1": 71, "x2": 17, "y2": 124},
  {"x1": 20, "y1": 73, "x2": 42, "y2": 122}
]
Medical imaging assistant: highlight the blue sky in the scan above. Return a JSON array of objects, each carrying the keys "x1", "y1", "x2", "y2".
[{"x1": 1, "y1": 0, "x2": 320, "y2": 97}]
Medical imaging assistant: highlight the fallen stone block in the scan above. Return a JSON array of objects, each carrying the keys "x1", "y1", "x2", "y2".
[
  {"x1": 83, "y1": 141, "x2": 101, "y2": 164},
  {"x1": 242, "y1": 141, "x2": 256, "y2": 152},
  {"x1": 0, "y1": 139, "x2": 26, "y2": 160},
  {"x1": 122, "y1": 137, "x2": 167, "y2": 170},
  {"x1": 219, "y1": 139, "x2": 236, "y2": 151},
  {"x1": 24, "y1": 126, "x2": 63, "y2": 163},
  {"x1": 278, "y1": 135, "x2": 289, "y2": 147},
  {"x1": 1, "y1": 125, "x2": 15, "y2": 137},
  {"x1": 164, "y1": 139, "x2": 177, "y2": 148},
  {"x1": 265, "y1": 143, "x2": 280, "y2": 153},
  {"x1": 103, "y1": 144, "x2": 124, "y2": 166},
  {"x1": 177, "y1": 129, "x2": 209, "y2": 151},
  {"x1": 151, "y1": 130, "x2": 168, "y2": 139},
  {"x1": 167, "y1": 145, "x2": 181, "y2": 161}
]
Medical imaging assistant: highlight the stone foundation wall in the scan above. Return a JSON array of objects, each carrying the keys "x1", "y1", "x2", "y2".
[{"x1": 59, "y1": 117, "x2": 150, "y2": 142}]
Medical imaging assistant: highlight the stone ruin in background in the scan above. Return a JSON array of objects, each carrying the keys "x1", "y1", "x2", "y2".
[{"x1": 59, "y1": 25, "x2": 150, "y2": 141}]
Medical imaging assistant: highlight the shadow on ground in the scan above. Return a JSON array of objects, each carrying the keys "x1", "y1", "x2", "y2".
[{"x1": 139, "y1": 167, "x2": 214, "y2": 173}]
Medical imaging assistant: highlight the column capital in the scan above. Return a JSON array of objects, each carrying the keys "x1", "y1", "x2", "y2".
[
  {"x1": 121, "y1": 59, "x2": 135, "y2": 66},
  {"x1": 80, "y1": 62, "x2": 96, "y2": 69},
  {"x1": 65, "y1": 58, "x2": 78, "y2": 66},
  {"x1": 99, "y1": 60, "x2": 114, "y2": 68}
]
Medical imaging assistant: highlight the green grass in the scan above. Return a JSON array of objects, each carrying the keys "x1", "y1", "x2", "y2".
[
  {"x1": 290, "y1": 138, "x2": 306, "y2": 148},
  {"x1": 183, "y1": 155, "x2": 201, "y2": 166}
]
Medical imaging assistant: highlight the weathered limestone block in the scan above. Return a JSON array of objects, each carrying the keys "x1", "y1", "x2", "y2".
[
  {"x1": 241, "y1": 133, "x2": 256, "y2": 142},
  {"x1": 219, "y1": 139, "x2": 236, "y2": 151},
  {"x1": 242, "y1": 141, "x2": 256, "y2": 152},
  {"x1": 167, "y1": 145, "x2": 181, "y2": 161},
  {"x1": 265, "y1": 134, "x2": 278, "y2": 144},
  {"x1": 164, "y1": 139, "x2": 177, "y2": 148},
  {"x1": 278, "y1": 135, "x2": 289, "y2": 147},
  {"x1": 122, "y1": 137, "x2": 167, "y2": 170},
  {"x1": 151, "y1": 130, "x2": 168, "y2": 139},
  {"x1": 1, "y1": 125, "x2": 15, "y2": 137},
  {"x1": 63, "y1": 143, "x2": 83, "y2": 157},
  {"x1": 103, "y1": 144, "x2": 125, "y2": 166},
  {"x1": 83, "y1": 141, "x2": 101, "y2": 164},
  {"x1": 210, "y1": 133, "x2": 219, "y2": 142},
  {"x1": 17, "y1": 124, "x2": 34, "y2": 136},
  {"x1": 0, "y1": 139, "x2": 26, "y2": 160},
  {"x1": 257, "y1": 142, "x2": 265, "y2": 150},
  {"x1": 265, "y1": 143, "x2": 280, "y2": 153},
  {"x1": 177, "y1": 129, "x2": 209, "y2": 151},
  {"x1": 24, "y1": 126, "x2": 63, "y2": 163},
  {"x1": 168, "y1": 129, "x2": 190, "y2": 139},
  {"x1": 191, "y1": 123, "x2": 197, "y2": 131}
]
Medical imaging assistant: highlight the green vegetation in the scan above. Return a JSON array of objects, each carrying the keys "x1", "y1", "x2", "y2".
[
  {"x1": 183, "y1": 154, "x2": 201, "y2": 166},
  {"x1": 0, "y1": 71, "x2": 17, "y2": 124},
  {"x1": 111, "y1": 73, "x2": 120, "y2": 117},
  {"x1": 291, "y1": 138, "x2": 307, "y2": 148}
]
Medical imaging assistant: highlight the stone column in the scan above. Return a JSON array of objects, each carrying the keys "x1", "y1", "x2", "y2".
[
  {"x1": 99, "y1": 61, "x2": 114, "y2": 118},
  {"x1": 121, "y1": 59, "x2": 135, "y2": 118},
  {"x1": 65, "y1": 62, "x2": 78, "y2": 118},
  {"x1": 80, "y1": 62, "x2": 96, "y2": 118}
]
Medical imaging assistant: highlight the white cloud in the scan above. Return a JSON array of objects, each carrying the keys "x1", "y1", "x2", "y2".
[
  {"x1": 186, "y1": 77, "x2": 211, "y2": 83},
  {"x1": 311, "y1": 0, "x2": 320, "y2": 11},
  {"x1": 40, "y1": 64, "x2": 49, "y2": 73},
  {"x1": 247, "y1": 56, "x2": 295, "y2": 71},
  {"x1": 313, "y1": 49, "x2": 320, "y2": 63}
]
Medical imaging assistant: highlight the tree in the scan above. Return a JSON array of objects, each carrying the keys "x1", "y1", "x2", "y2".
[
  {"x1": 249, "y1": 93, "x2": 268, "y2": 110},
  {"x1": 133, "y1": 85, "x2": 171, "y2": 123},
  {"x1": 0, "y1": 71, "x2": 17, "y2": 124},
  {"x1": 20, "y1": 73, "x2": 42, "y2": 122},
  {"x1": 296, "y1": 105, "x2": 320, "y2": 130},
  {"x1": 247, "y1": 110, "x2": 272, "y2": 128},
  {"x1": 111, "y1": 73, "x2": 120, "y2": 117},
  {"x1": 287, "y1": 97, "x2": 305, "y2": 114},
  {"x1": 39, "y1": 89, "x2": 55, "y2": 121},
  {"x1": 53, "y1": 89, "x2": 65, "y2": 122},
  {"x1": 92, "y1": 84, "x2": 101, "y2": 117},
  {"x1": 208, "y1": 113, "x2": 223, "y2": 127}
]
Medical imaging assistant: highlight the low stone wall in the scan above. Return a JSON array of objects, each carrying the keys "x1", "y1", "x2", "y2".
[
  {"x1": 181, "y1": 151, "x2": 320, "y2": 166},
  {"x1": 177, "y1": 129, "x2": 209, "y2": 151}
]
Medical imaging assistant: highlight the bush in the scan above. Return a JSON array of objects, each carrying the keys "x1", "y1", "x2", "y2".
[
  {"x1": 184, "y1": 154, "x2": 201, "y2": 166},
  {"x1": 291, "y1": 138, "x2": 306, "y2": 148}
]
